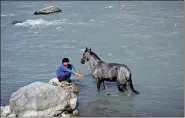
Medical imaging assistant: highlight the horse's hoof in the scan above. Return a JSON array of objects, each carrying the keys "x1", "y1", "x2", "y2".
[
  {"x1": 135, "y1": 93, "x2": 140, "y2": 95},
  {"x1": 97, "y1": 89, "x2": 100, "y2": 91}
]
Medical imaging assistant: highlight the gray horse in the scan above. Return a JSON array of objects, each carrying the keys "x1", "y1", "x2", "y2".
[{"x1": 81, "y1": 47, "x2": 139, "y2": 95}]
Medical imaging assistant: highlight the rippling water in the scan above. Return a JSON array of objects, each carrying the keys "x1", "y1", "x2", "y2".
[{"x1": 1, "y1": 1, "x2": 184, "y2": 117}]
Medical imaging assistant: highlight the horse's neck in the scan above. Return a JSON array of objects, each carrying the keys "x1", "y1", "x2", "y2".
[{"x1": 89, "y1": 55, "x2": 100, "y2": 70}]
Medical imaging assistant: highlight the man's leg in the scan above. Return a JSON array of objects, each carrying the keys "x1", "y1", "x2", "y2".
[
  {"x1": 57, "y1": 76, "x2": 63, "y2": 82},
  {"x1": 66, "y1": 73, "x2": 72, "y2": 83},
  {"x1": 58, "y1": 73, "x2": 71, "y2": 83}
]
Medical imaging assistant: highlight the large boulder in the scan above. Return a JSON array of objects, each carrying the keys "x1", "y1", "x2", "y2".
[
  {"x1": 9, "y1": 82, "x2": 77, "y2": 117},
  {"x1": 48, "y1": 78, "x2": 80, "y2": 93},
  {"x1": 34, "y1": 6, "x2": 61, "y2": 15}
]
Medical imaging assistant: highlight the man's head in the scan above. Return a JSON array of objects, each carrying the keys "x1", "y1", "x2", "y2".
[{"x1": 62, "y1": 58, "x2": 70, "y2": 66}]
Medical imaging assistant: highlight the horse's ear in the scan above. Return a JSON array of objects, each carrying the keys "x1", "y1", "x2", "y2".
[
  {"x1": 90, "y1": 48, "x2": 91, "y2": 52},
  {"x1": 85, "y1": 47, "x2": 88, "y2": 51}
]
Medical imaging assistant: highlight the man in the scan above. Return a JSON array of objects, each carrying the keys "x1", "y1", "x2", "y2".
[{"x1": 56, "y1": 58, "x2": 84, "y2": 83}]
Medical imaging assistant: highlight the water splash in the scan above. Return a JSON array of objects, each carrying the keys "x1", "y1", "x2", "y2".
[
  {"x1": 14, "y1": 19, "x2": 88, "y2": 28},
  {"x1": 104, "y1": 6, "x2": 113, "y2": 9}
]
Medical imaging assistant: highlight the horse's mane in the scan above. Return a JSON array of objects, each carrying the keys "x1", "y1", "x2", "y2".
[{"x1": 90, "y1": 51, "x2": 101, "y2": 60}]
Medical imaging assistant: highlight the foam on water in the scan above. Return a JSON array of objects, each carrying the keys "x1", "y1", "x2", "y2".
[
  {"x1": 14, "y1": 19, "x2": 59, "y2": 28},
  {"x1": 61, "y1": 44, "x2": 75, "y2": 49},
  {"x1": 56, "y1": 27, "x2": 61, "y2": 29},
  {"x1": 99, "y1": 21, "x2": 105, "y2": 23},
  {"x1": 120, "y1": 5, "x2": 125, "y2": 9},
  {"x1": 80, "y1": 49, "x2": 85, "y2": 52},
  {"x1": 14, "y1": 19, "x2": 88, "y2": 28},
  {"x1": 89, "y1": 19, "x2": 95, "y2": 22},
  {"x1": 1, "y1": 13, "x2": 17, "y2": 17},
  {"x1": 104, "y1": 6, "x2": 113, "y2": 9}
]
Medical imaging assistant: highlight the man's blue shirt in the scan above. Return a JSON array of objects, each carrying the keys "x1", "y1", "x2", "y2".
[{"x1": 56, "y1": 63, "x2": 77, "y2": 78}]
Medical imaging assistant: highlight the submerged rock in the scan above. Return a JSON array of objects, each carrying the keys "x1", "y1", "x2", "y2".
[
  {"x1": 34, "y1": 6, "x2": 61, "y2": 15},
  {"x1": 12, "y1": 20, "x2": 23, "y2": 25},
  {"x1": 8, "y1": 82, "x2": 77, "y2": 117}
]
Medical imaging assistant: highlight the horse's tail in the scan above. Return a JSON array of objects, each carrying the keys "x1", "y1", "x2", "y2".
[{"x1": 129, "y1": 74, "x2": 139, "y2": 95}]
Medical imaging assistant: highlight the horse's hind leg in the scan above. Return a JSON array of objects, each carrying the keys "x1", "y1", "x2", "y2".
[
  {"x1": 97, "y1": 79, "x2": 102, "y2": 91},
  {"x1": 127, "y1": 79, "x2": 139, "y2": 95},
  {"x1": 116, "y1": 82, "x2": 124, "y2": 92},
  {"x1": 118, "y1": 85, "x2": 124, "y2": 92}
]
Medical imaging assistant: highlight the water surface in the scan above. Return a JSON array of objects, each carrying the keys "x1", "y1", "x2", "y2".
[{"x1": 1, "y1": 1, "x2": 184, "y2": 117}]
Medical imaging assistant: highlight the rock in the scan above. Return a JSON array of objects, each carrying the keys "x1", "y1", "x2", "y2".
[
  {"x1": 60, "y1": 111, "x2": 70, "y2": 117},
  {"x1": 1, "y1": 105, "x2": 11, "y2": 117},
  {"x1": 9, "y1": 82, "x2": 77, "y2": 117},
  {"x1": 1, "y1": 106, "x2": 4, "y2": 117},
  {"x1": 12, "y1": 20, "x2": 23, "y2": 25},
  {"x1": 34, "y1": 6, "x2": 61, "y2": 15},
  {"x1": 48, "y1": 78, "x2": 61, "y2": 86},
  {"x1": 7, "y1": 114, "x2": 16, "y2": 117},
  {"x1": 48, "y1": 78, "x2": 80, "y2": 93},
  {"x1": 72, "y1": 109, "x2": 79, "y2": 115}
]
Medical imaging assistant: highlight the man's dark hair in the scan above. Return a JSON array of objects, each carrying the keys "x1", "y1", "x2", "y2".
[{"x1": 62, "y1": 58, "x2": 70, "y2": 63}]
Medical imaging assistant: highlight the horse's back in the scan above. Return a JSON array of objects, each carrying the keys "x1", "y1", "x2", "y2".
[
  {"x1": 107, "y1": 62, "x2": 131, "y2": 78},
  {"x1": 108, "y1": 63, "x2": 131, "y2": 73},
  {"x1": 94, "y1": 61, "x2": 131, "y2": 80}
]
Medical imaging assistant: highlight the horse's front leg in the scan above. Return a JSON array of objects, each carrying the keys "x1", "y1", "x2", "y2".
[
  {"x1": 97, "y1": 79, "x2": 103, "y2": 91},
  {"x1": 102, "y1": 80, "x2": 105, "y2": 89}
]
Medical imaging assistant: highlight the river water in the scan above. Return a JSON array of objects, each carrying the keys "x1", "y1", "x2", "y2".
[{"x1": 1, "y1": 1, "x2": 184, "y2": 117}]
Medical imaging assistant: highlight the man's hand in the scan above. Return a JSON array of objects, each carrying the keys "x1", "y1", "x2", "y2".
[
  {"x1": 76, "y1": 71, "x2": 81, "y2": 74},
  {"x1": 75, "y1": 72, "x2": 84, "y2": 79},
  {"x1": 78, "y1": 73, "x2": 84, "y2": 79}
]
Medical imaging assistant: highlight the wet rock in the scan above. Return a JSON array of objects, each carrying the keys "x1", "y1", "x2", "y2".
[
  {"x1": 34, "y1": 6, "x2": 61, "y2": 15},
  {"x1": 12, "y1": 20, "x2": 23, "y2": 25}
]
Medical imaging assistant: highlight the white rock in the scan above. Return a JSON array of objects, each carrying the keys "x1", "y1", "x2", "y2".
[
  {"x1": 34, "y1": 6, "x2": 61, "y2": 15},
  {"x1": 9, "y1": 82, "x2": 77, "y2": 117},
  {"x1": 48, "y1": 78, "x2": 62, "y2": 86},
  {"x1": 7, "y1": 113, "x2": 16, "y2": 117},
  {"x1": 1, "y1": 105, "x2": 11, "y2": 117},
  {"x1": 72, "y1": 109, "x2": 79, "y2": 115},
  {"x1": 61, "y1": 111, "x2": 70, "y2": 117},
  {"x1": 48, "y1": 78, "x2": 80, "y2": 93}
]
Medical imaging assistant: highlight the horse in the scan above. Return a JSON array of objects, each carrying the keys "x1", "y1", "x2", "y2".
[{"x1": 81, "y1": 47, "x2": 139, "y2": 95}]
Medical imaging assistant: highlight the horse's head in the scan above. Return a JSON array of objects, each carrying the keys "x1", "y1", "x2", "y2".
[{"x1": 81, "y1": 47, "x2": 91, "y2": 64}]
